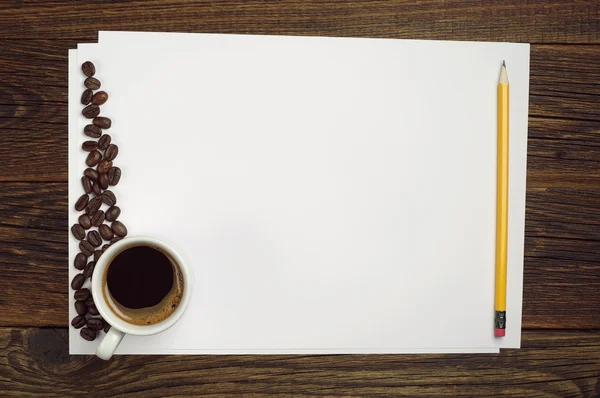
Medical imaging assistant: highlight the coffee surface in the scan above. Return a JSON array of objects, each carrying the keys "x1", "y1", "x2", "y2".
[{"x1": 107, "y1": 246, "x2": 173, "y2": 309}]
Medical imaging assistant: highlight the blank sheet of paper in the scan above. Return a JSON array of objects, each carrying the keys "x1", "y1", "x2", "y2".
[{"x1": 69, "y1": 32, "x2": 529, "y2": 354}]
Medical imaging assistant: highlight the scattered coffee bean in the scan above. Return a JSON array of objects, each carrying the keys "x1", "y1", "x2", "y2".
[
  {"x1": 82, "y1": 140, "x2": 98, "y2": 152},
  {"x1": 74, "y1": 288, "x2": 91, "y2": 301},
  {"x1": 94, "y1": 250, "x2": 102, "y2": 262},
  {"x1": 71, "y1": 315, "x2": 87, "y2": 329},
  {"x1": 79, "y1": 214, "x2": 92, "y2": 229},
  {"x1": 80, "y1": 327, "x2": 96, "y2": 341},
  {"x1": 85, "y1": 197, "x2": 102, "y2": 216},
  {"x1": 101, "y1": 244, "x2": 111, "y2": 252},
  {"x1": 81, "y1": 61, "x2": 95, "y2": 77},
  {"x1": 81, "y1": 176, "x2": 92, "y2": 194},
  {"x1": 104, "y1": 323, "x2": 111, "y2": 333},
  {"x1": 98, "y1": 173, "x2": 109, "y2": 190},
  {"x1": 85, "y1": 297, "x2": 95, "y2": 307},
  {"x1": 85, "y1": 150, "x2": 102, "y2": 167},
  {"x1": 88, "y1": 304, "x2": 99, "y2": 316},
  {"x1": 105, "y1": 206, "x2": 121, "y2": 222},
  {"x1": 75, "y1": 300, "x2": 88, "y2": 315},
  {"x1": 87, "y1": 318, "x2": 105, "y2": 331},
  {"x1": 93, "y1": 116, "x2": 112, "y2": 129},
  {"x1": 71, "y1": 273, "x2": 85, "y2": 290},
  {"x1": 91, "y1": 210, "x2": 105, "y2": 227},
  {"x1": 84, "y1": 261, "x2": 95, "y2": 278},
  {"x1": 84, "y1": 124, "x2": 102, "y2": 138},
  {"x1": 92, "y1": 181, "x2": 102, "y2": 196},
  {"x1": 79, "y1": 240, "x2": 94, "y2": 257},
  {"x1": 98, "y1": 134, "x2": 111, "y2": 151},
  {"x1": 107, "y1": 167, "x2": 121, "y2": 186},
  {"x1": 71, "y1": 224, "x2": 85, "y2": 240},
  {"x1": 82, "y1": 104, "x2": 100, "y2": 119},
  {"x1": 74, "y1": 252, "x2": 87, "y2": 270},
  {"x1": 111, "y1": 236, "x2": 123, "y2": 244},
  {"x1": 102, "y1": 190, "x2": 117, "y2": 206},
  {"x1": 84, "y1": 77, "x2": 101, "y2": 90},
  {"x1": 97, "y1": 159, "x2": 113, "y2": 174},
  {"x1": 87, "y1": 230, "x2": 102, "y2": 247},
  {"x1": 111, "y1": 221, "x2": 128, "y2": 237},
  {"x1": 81, "y1": 88, "x2": 93, "y2": 105},
  {"x1": 84, "y1": 167, "x2": 100, "y2": 181},
  {"x1": 99, "y1": 224, "x2": 114, "y2": 240},
  {"x1": 105, "y1": 144, "x2": 118, "y2": 161},
  {"x1": 92, "y1": 91, "x2": 109, "y2": 105},
  {"x1": 75, "y1": 194, "x2": 89, "y2": 211}
]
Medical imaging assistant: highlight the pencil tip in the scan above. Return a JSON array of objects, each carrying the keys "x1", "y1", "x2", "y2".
[{"x1": 502, "y1": 60, "x2": 506, "y2": 67}]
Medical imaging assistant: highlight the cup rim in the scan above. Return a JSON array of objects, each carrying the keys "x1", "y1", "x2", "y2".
[{"x1": 91, "y1": 235, "x2": 192, "y2": 336}]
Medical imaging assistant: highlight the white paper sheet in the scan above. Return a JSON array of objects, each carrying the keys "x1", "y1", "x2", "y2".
[{"x1": 69, "y1": 32, "x2": 529, "y2": 354}]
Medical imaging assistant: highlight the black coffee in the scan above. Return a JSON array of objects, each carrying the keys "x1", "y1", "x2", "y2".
[{"x1": 104, "y1": 246, "x2": 184, "y2": 325}]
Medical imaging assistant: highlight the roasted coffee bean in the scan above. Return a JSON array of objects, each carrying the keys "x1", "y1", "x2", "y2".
[
  {"x1": 75, "y1": 194, "x2": 89, "y2": 211},
  {"x1": 98, "y1": 173, "x2": 109, "y2": 190},
  {"x1": 88, "y1": 304, "x2": 99, "y2": 316},
  {"x1": 81, "y1": 176, "x2": 92, "y2": 194},
  {"x1": 87, "y1": 230, "x2": 102, "y2": 247},
  {"x1": 98, "y1": 134, "x2": 111, "y2": 151},
  {"x1": 74, "y1": 252, "x2": 87, "y2": 270},
  {"x1": 79, "y1": 214, "x2": 92, "y2": 229},
  {"x1": 79, "y1": 240, "x2": 94, "y2": 256},
  {"x1": 84, "y1": 167, "x2": 99, "y2": 181},
  {"x1": 85, "y1": 150, "x2": 102, "y2": 167},
  {"x1": 83, "y1": 261, "x2": 95, "y2": 278},
  {"x1": 99, "y1": 224, "x2": 114, "y2": 240},
  {"x1": 101, "y1": 243, "x2": 111, "y2": 252},
  {"x1": 92, "y1": 181, "x2": 102, "y2": 196},
  {"x1": 97, "y1": 159, "x2": 113, "y2": 174},
  {"x1": 102, "y1": 190, "x2": 117, "y2": 206},
  {"x1": 105, "y1": 144, "x2": 118, "y2": 161},
  {"x1": 71, "y1": 315, "x2": 87, "y2": 329},
  {"x1": 71, "y1": 273, "x2": 85, "y2": 290},
  {"x1": 82, "y1": 140, "x2": 98, "y2": 152},
  {"x1": 105, "y1": 206, "x2": 121, "y2": 222},
  {"x1": 80, "y1": 327, "x2": 96, "y2": 341},
  {"x1": 92, "y1": 91, "x2": 109, "y2": 105},
  {"x1": 111, "y1": 221, "x2": 128, "y2": 237},
  {"x1": 87, "y1": 318, "x2": 105, "y2": 331},
  {"x1": 84, "y1": 77, "x2": 101, "y2": 90},
  {"x1": 82, "y1": 104, "x2": 100, "y2": 119},
  {"x1": 107, "y1": 167, "x2": 121, "y2": 186},
  {"x1": 74, "y1": 288, "x2": 91, "y2": 301},
  {"x1": 85, "y1": 297, "x2": 94, "y2": 307},
  {"x1": 75, "y1": 300, "x2": 88, "y2": 316},
  {"x1": 104, "y1": 323, "x2": 111, "y2": 333},
  {"x1": 71, "y1": 224, "x2": 85, "y2": 240},
  {"x1": 91, "y1": 210, "x2": 105, "y2": 227},
  {"x1": 85, "y1": 197, "x2": 102, "y2": 216},
  {"x1": 84, "y1": 124, "x2": 102, "y2": 138},
  {"x1": 81, "y1": 61, "x2": 95, "y2": 77},
  {"x1": 111, "y1": 236, "x2": 123, "y2": 244},
  {"x1": 81, "y1": 88, "x2": 93, "y2": 105},
  {"x1": 94, "y1": 250, "x2": 103, "y2": 262},
  {"x1": 93, "y1": 116, "x2": 112, "y2": 129}
]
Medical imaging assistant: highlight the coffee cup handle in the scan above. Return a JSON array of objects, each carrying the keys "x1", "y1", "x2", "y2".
[{"x1": 96, "y1": 328, "x2": 125, "y2": 360}]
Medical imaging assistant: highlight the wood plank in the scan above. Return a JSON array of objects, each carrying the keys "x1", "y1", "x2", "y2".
[
  {"x1": 0, "y1": 183, "x2": 598, "y2": 328},
  {"x1": 0, "y1": 0, "x2": 599, "y2": 43},
  {"x1": 0, "y1": 41, "x2": 599, "y2": 182},
  {"x1": 0, "y1": 328, "x2": 599, "y2": 397}
]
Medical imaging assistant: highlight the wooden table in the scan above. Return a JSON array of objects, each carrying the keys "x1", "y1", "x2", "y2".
[{"x1": 1, "y1": 1, "x2": 599, "y2": 396}]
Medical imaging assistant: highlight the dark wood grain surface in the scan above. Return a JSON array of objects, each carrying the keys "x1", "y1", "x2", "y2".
[{"x1": 0, "y1": 1, "x2": 599, "y2": 396}]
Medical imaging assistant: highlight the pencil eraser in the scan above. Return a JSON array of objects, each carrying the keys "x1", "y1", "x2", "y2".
[{"x1": 495, "y1": 328, "x2": 506, "y2": 337}]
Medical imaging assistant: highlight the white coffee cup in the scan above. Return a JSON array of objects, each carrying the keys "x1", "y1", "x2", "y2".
[{"x1": 92, "y1": 236, "x2": 192, "y2": 360}]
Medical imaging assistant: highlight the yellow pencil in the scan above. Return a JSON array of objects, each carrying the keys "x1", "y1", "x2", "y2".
[{"x1": 495, "y1": 61, "x2": 509, "y2": 337}]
